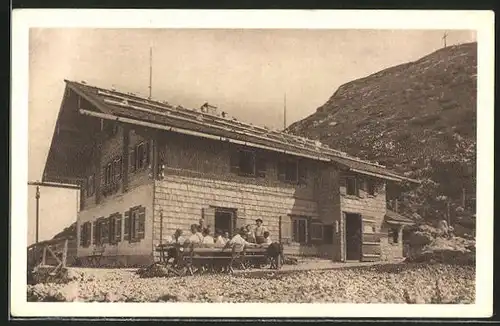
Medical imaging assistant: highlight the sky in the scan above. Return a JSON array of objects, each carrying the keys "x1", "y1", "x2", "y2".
[{"x1": 27, "y1": 28, "x2": 476, "y2": 245}]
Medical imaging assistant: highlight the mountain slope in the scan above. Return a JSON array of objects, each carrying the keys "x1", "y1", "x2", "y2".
[{"x1": 288, "y1": 42, "x2": 477, "y2": 220}]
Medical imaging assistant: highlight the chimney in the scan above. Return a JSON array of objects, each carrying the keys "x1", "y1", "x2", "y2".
[{"x1": 221, "y1": 111, "x2": 227, "y2": 118}]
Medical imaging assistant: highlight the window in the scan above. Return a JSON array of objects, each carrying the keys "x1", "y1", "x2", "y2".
[
  {"x1": 298, "y1": 162, "x2": 308, "y2": 184},
  {"x1": 104, "y1": 120, "x2": 118, "y2": 137},
  {"x1": 346, "y1": 176, "x2": 358, "y2": 196},
  {"x1": 278, "y1": 160, "x2": 299, "y2": 183},
  {"x1": 132, "y1": 142, "x2": 150, "y2": 172},
  {"x1": 256, "y1": 157, "x2": 267, "y2": 178},
  {"x1": 128, "y1": 206, "x2": 146, "y2": 242},
  {"x1": 388, "y1": 227, "x2": 399, "y2": 244},
  {"x1": 323, "y1": 224, "x2": 334, "y2": 243},
  {"x1": 292, "y1": 216, "x2": 308, "y2": 244},
  {"x1": 86, "y1": 174, "x2": 95, "y2": 197},
  {"x1": 310, "y1": 221, "x2": 324, "y2": 241},
  {"x1": 230, "y1": 149, "x2": 265, "y2": 177}
]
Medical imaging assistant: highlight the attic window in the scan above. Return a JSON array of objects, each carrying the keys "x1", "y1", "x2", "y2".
[
  {"x1": 278, "y1": 159, "x2": 304, "y2": 183},
  {"x1": 229, "y1": 150, "x2": 267, "y2": 178}
]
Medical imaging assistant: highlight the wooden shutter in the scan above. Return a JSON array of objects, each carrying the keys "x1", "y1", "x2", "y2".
[
  {"x1": 115, "y1": 215, "x2": 122, "y2": 242},
  {"x1": 108, "y1": 215, "x2": 116, "y2": 244},
  {"x1": 137, "y1": 206, "x2": 146, "y2": 240},
  {"x1": 202, "y1": 207, "x2": 216, "y2": 232},
  {"x1": 129, "y1": 148, "x2": 136, "y2": 172},
  {"x1": 79, "y1": 224, "x2": 85, "y2": 247},
  {"x1": 101, "y1": 217, "x2": 109, "y2": 244},
  {"x1": 114, "y1": 157, "x2": 122, "y2": 181},
  {"x1": 339, "y1": 176, "x2": 347, "y2": 195},
  {"x1": 229, "y1": 150, "x2": 240, "y2": 174},
  {"x1": 124, "y1": 211, "x2": 130, "y2": 241},
  {"x1": 92, "y1": 221, "x2": 97, "y2": 245}
]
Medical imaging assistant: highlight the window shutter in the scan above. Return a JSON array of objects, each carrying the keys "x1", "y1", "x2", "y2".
[
  {"x1": 124, "y1": 211, "x2": 130, "y2": 241},
  {"x1": 92, "y1": 221, "x2": 97, "y2": 245},
  {"x1": 339, "y1": 176, "x2": 347, "y2": 195},
  {"x1": 277, "y1": 161, "x2": 286, "y2": 181},
  {"x1": 102, "y1": 217, "x2": 109, "y2": 244},
  {"x1": 80, "y1": 224, "x2": 85, "y2": 247},
  {"x1": 108, "y1": 215, "x2": 116, "y2": 244},
  {"x1": 129, "y1": 149, "x2": 136, "y2": 172},
  {"x1": 115, "y1": 158, "x2": 122, "y2": 181},
  {"x1": 115, "y1": 215, "x2": 122, "y2": 242},
  {"x1": 202, "y1": 207, "x2": 216, "y2": 232},
  {"x1": 137, "y1": 206, "x2": 146, "y2": 240},
  {"x1": 229, "y1": 150, "x2": 240, "y2": 174}
]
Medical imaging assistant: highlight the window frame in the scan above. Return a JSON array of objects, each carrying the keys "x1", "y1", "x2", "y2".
[
  {"x1": 291, "y1": 215, "x2": 308, "y2": 244},
  {"x1": 278, "y1": 159, "x2": 299, "y2": 183},
  {"x1": 346, "y1": 176, "x2": 358, "y2": 196},
  {"x1": 309, "y1": 221, "x2": 324, "y2": 241}
]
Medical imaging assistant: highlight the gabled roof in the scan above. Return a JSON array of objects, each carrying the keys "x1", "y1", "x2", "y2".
[
  {"x1": 63, "y1": 80, "x2": 420, "y2": 184},
  {"x1": 385, "y1": 209, "x2": 415, "y2": 225}
]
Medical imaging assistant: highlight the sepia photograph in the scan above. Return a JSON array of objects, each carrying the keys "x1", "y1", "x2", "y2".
[{"x1": 11, "y1": 9, "x2": 494, "y2": 318}]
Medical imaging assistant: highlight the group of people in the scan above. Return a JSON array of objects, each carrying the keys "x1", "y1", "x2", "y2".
[{"x1": 166, "y1": 218, "x2": 274, "y2": 248}]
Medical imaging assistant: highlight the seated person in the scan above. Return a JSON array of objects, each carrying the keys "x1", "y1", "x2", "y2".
[
  {"x1": 214, "y1": 229, "x2": 227, "y2": 246},
  {"x1": 263, "y1": 231, "x2": 273, "y2": 245},
  {"x1": 245, "y1": 224, "x2": 256, "y2": 243},
  {"x1": 202, "y1": 227, "x2": 215, "y2": 245},
  {"x1": 184, "y1": 224, "x2": 204, "y2": 245},
  {"x1": 225, "y1": 227, "x2": 257, "y2": 248},
  {"x1": 222, "y1": 231, "x2": 230, "y2": 243}
]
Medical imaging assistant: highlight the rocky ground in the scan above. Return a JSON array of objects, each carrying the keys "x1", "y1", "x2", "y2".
[{"x1": 27, "y1": 263, "x2": 474, "y2": 303}]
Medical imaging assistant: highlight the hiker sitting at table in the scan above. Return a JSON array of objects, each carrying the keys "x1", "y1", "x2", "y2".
[
  {"x1": 202, "y1": 227, "x2": 215, "y2": 245},
  {"x1": 263, "y1": 231, "x2": 273, "y2": 245},
  {"x1": 223, "y1": 231, "x2": 230, "y2": 242},
  {"x1": 225, "y1": 227, "x2": 256, "y2": 248},
  {"x1": 245, "y1": 224, "x2": 256, "y2": 243},
  {"x1": 214, "y1": 229, "x2": 227, "y2": 246},
  {"x1": 184, "y1": 224, "x2": 204, "y2": 245}
]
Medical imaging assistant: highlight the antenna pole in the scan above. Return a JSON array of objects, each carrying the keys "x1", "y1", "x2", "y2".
[
  {"x1": 148, "y1": 47, "x2": 152, "y2": 99},
  {"x1": 283, "y1": 93, "x2": 287, "y2": 130}
]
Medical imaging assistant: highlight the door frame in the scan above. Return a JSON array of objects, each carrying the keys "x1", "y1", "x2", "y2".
[
  {"x1": 213, "y1": 206, "x2": 237, "y2": 234},
  {"x1": 342, "y1": 211, "x2": 363, "y2": 262}
]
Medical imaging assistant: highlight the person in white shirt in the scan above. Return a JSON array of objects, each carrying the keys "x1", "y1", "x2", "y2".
[
  {"x1": 214, "y1": 229, "x2": 227, "y2": 247},
  {"x1": 202, "y1": 228, "x2": 215, "y2": 245},
  {"x1": 185, "y1": 224, "x2": 204, "y2": 245},
  {"x1": 263, "y1": 231, "x2": 273, "y2": 245},
  {"x1": 226, "y1": 227, "x2": 255, "y2": 247},
  {"x1": 254, "y1": 219, "x2": 268, "y2": 243}
]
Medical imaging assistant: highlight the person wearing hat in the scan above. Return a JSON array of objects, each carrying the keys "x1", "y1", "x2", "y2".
[{"x1": 254, "y1": 218, "x2": 268, "y2": 244}]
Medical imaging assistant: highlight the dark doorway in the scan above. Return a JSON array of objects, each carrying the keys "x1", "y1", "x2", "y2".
[
  {"x1": 345, "y1": 213, "x2": 362, "y2": 261},
  {"x1": 214, "y1": 209, "x2": 235, "y2": 235}
]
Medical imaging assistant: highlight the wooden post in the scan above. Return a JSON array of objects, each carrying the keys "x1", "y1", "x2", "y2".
[
  {"x1": 42, "y1": 246, "x2": 47, "y2": 266},
  {"x1": 278, "y1": 216, "x2": 282, "y2": 243},
  {"x1": 62, "y1": 239, "x2": 68, "y2": 268}
]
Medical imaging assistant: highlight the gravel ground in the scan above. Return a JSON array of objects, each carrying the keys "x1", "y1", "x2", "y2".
[{"x1": 27, "y1": 263, "x2": 474, "y2": 303}]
